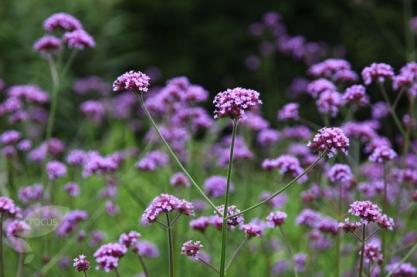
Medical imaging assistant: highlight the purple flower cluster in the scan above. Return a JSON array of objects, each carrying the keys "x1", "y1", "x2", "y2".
[
  {"x1": 266, "y1": 211, "x2": 287, "y2": 227},
  {"x1": 35, "y1": 13, "x2": 94, "y2": 55},
  {"x1": 342, "y1": 84, "x2": 369, "y2": 106},
  {"x1": 94, "y1": 242, "x2": 127, "y2": 272},
  {"x1": 327, "y1": 163, "x2": 353, "y2": 185},
  {"x1": 63, "y1": 29, "x2": 95, "y2": 50},
  {"x1": 278, "y1": 103, "x2": 299, "y2": 121},
  {"x1": 308, "y1": 58, "x2": 358, "y2": 82},
  {"x1": 213, "y1": 87, "x2": 262, "y2": 120},
  {"x1": 135, "y1": 150, "x2": 169, "y2": 171},
  {"x1": 361, "y1": 63, "x2": 394, "y2": 85},
  {"x1": 119, "y1": 231, "x2": 141, "y2": 248},
  {"x1": 306, "y1": 78, "x2": 337, "y2": 98},
  {"x1": 113, "y1": 70, "x2": 150, "y2": 93},
  {"x1": 216, "y1": 205, "x2": 244, "y2": 228},
  {"x1": 241, "y1": 221, "x2": 266, "y2": 237},
  {"x1": 43, "y1": 13, "x2": 83, "y2": 32},
  {"x1": 189, "y1": 216, "x2": 211, "y2": 232},
  {"x1": 169, "y1": 172, "x2": 191, "y2": 187},
  {"x1": 203, "y1": 176, "x2": 234, "y2": 198},
  {"x1": 307, "y1": 127, "x2": 349, "y2": 158},
  {"x1": 7, "y1": 85, "x2": 49, "y2": 104},
  {"x1": 6, "y1": 220, "x2": 30, "y2": 237},
  {"x1": 33, "y1": 35, "x2": 62, "y2": 56},
  {"x1": 56, "y1": 210, "x2": 88, "y2": 237},
  {"x1": 18, "y1": 184, "x2": 43, "y2": 204},
  {"x1": 181, "y1": 240, "x2": 203, "y2": 260},
  {"x1": 132, "y1": 240, "x2": 159, "y2": 258},
  {"x1": 315, "y1": 90, "x2": 342, "y2": 117},
  {"x1": 262, "y1": 155, "x2": 307, "y2": 183},
  {"x1": 46, "y1": 160, "x2": 67, "y2": 180},
  {"x1": 80, "y1": 100, "x2": 105, "y2": 123},
  {"x1": 141, "y1": 194, "x2": 195, "y2": 223},
  {"x1": 386, "y1": 262, "x2": 417, "y2": 277},
  {"x1": 73, "y1": 254, "x2": 90, "y2": 272},
  {"x1": 369, "y1": 146, "x2": 397, "y2": 163},
  {"x1": 0, "y1": 197, "x2": 22, "y2": 218}
]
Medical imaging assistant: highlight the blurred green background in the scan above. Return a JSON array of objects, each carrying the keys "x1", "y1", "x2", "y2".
[{"x1": 0, "y1": 0, "x2": 415, "y2": 123}]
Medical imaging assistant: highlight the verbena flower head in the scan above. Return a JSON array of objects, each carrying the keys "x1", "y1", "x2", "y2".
[
  {"x1": 169, "y1": 172, "x2": 191, "y2": 188},
  {"x1": 306, "y1": 78, "x2": 336, "y2": 98},
  {"x1": 348, "y1": 200, "x2": 381, "y2": 224},
  {"x1": 119, "y1": 231, "x2": 141, "y2": 248},
  {"x1": 386, "y1": 262, "x2": 417, "y2": 277},
  {"x1": 338, "y1": 218, "x2": 361, "y2": 233},
  {"x1": 0, "y1": 196, "x2": 22, "y2": 218},
  {"x1": 141, "y1": 194, "x2": 195, "y2": 224},
  {"x1": 46, "y1": 160, "x2": 67, "y2": 180},
  {"x1": 361, "y1": 63, "x2": 394, "y2": 85},
  {"x1": 203, "y1": 176, "x2": 234, "y2": 198},
  {"x1": 307, "y1": 127, "x2": 349, "y2": 158},
  {"x1": 132, "y1": 240, "x2": 159, "y2": 258},
  {"x1": 43, "y1": 13, "x2": 83, "y2": 32},
  {"x1": 266, "y1": 211, "x2": 287, "y2": 227},
  {"x1": 361, "y1": 242, "x2": 383, "y2": 264},
  {"x1": 94, "y1": 242, "x2": 127, "y2": 272},
  {"x1": 369, "y1": 146, "x2": 397, "y2": 163},
  {"x1": 316, "y1": 90, "x2": 342, "y2": 117},
  {"x1": 296, "y1": 208, "x2": 321, "y2": 228},
  {"x1": 278, "y1": 103, "x2": 299, "y2": 121},
  {"x1": 0, "y1": 130, "x2": 21, "y2": 145},
  {"x1": 376, "y1": 214, "x2": 395, "y2": 230},
  {"x1": 33, "y1": 35, "x2": 62, "y2": 56},
  {"x1": 6, "y1": 220, "x2": 30, "y2": 237},
  {"x1": 327, "y1": 163, "x2": 353, "y2": 185},
  {"x1": 213, "y1": 87, "x2": 262, "y2": 120},
  {"x1": 216, "y1": 205, "x2": 244, "y2": 228},
  {"x1": 63, "y1": 30, "x2": 95, "y2": 50},
  {"x1": 410, "y1": 16, "x2": 417, "y2": 34},
  {"x1": 342, "y1": 84, "x2": 369, "y2": 106},
  {"x1": 181, "y1": 240, "x2": 202, "y2": 260},
  {"x1": 241, "y1": 221, "x2": 266, "y2": 237},
  {"x1": 73, "y1": 254, "x2": 90, "y2": 272},
  {"x1": 113, "y1": 70, "x2": 150, "y2": 93},
  {"x1": 189, "y1": 216, "x2": 210, "y2": 232}
]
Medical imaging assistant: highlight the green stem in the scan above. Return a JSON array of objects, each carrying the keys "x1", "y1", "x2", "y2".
[
  {"x1": 0, "y1": 215, "x2": 4, "y2": 277},
  {"x1": 42, "y1": 54, "x2": 61, "y2": 201},
  {"x1": 381, "y1": 162, "x2": 388, "y2": 274},
  {"x1": 166, "y1": 213, "x2": 174, "y2": 277},
  {"x1": 225, "y1": 237, "x2": 249, "y2": 272},
  {"x1": 16, "y1": 252, "x2": 23, "y2": 277},
  {"x1": 378, "y1": 82, "x2": 417, "y2": 156},
  {"x1": 114, "y1": 268, "x2": 120, "y2": 277},
  {"x1": 82, "y1": 270, "x2": 88, "y2": 277},
  {"x1": 138, "y1": 255, "x2": 149, "y2": 277},
  {"x1": 358, "y1": 225, "x2": 366, "y2": 277},
  {"x1": 279, "y1": 226, "x2": 298, "y2": 277},
  {"x1": 230, "y1": 151, "x2": 327, "y2": 218},
  {"x1": 198, "y1": 257, "x2": 220, "y2": 273},
  {"x1": 403, "y1": 0, "x2": 415, "y2": 61},
  {"x1": 136, "y1": 92, "x2": 220, "y2": 215},
  {"x1": 6, "y1": 158, "x2": 14, "y2": 198},
  {"x1": 219, "y1": 119, "x2": 239, "y2": 277}
]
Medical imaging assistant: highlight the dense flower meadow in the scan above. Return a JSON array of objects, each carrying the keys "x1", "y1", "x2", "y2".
[{"x1": 1, "y1": 8, "x2": 417, "y2": 277}]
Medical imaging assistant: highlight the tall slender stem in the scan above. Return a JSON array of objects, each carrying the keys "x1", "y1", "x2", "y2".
[
  {"x1": 16, "y1": 251, "x2": 23, "y2": 277},
  {"x1": 279, "y1": 226, "x2": 298, "y2": 277},
  {"x1": 381, "y1": 162, "x2": 388, "y2": 274},
  {"x1": 0, "y1": 215, "x2": 4, "y2": 277},
  {"x1": 166, "y1": 213, "x2": 174, "y2": 277},
  {"x1": 358, "y1": 225, "x2": 366, "y2": 277},
  {"x1": 225, "y1": 237, "x2": 249, "y2": 272},
  {"x1": 136, "y1": 92, "x2": 220, "y2": 215},
  {"x1": 386, "y1": 240, "x2": 417, "y2": 277},
  {"x1": 219, "y1": 119, "x2": 238, "y2": 277},
  {"x1": 378, "y1": 82, "x2": 417, "y2": 155},
  {"x1": 138, "y1": 255, "x2": 149, "y2": 277}
]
